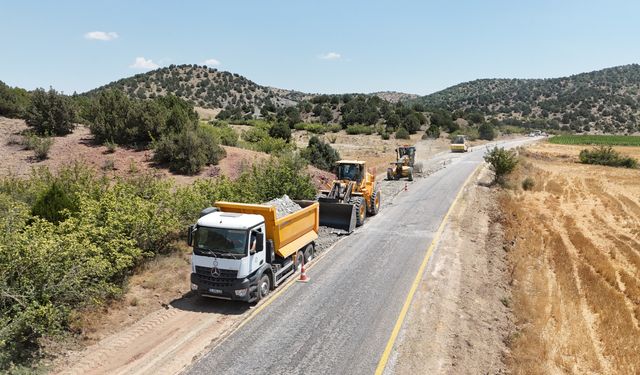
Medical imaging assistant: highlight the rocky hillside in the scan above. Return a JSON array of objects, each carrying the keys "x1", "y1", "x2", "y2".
[
  {"x1": 414, "y1": 64, "x2": 640, "y2": 133},
  {"x1": 87, "y1": 64, "x2": 309, "y2": 114}
]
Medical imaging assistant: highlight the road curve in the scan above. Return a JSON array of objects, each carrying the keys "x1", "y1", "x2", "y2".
[{"x1": 185, "y1": 138, "x2": 538, "y2": 375}]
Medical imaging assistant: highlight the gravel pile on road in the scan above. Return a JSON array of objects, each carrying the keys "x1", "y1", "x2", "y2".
[
  {"x1": 265, "y1": 194, "x2": 303, "y2": 219},
  {"x1": 315, "y1": 226, "x2": 348, "y2": 252}
]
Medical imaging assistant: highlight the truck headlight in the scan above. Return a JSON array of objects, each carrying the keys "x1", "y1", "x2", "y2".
[
  {"x1": 234, "y1": 288, "x2": 248, "y2": 297},
  {"x1": 191, "y1": 283, "x2": 198, "y2": 291}
]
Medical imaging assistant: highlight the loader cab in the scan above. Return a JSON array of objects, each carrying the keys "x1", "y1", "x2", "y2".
[
  {"x1": 397, "y1": 146, "x2": 416, "y2": 166},
  {"x1": 336, "y1": 161, "x2": 365, "y2": 183}
]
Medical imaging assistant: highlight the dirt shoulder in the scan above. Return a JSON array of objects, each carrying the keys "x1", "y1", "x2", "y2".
[{"x1": 391, "y1": 166, "x2": 513, "y2": 374}]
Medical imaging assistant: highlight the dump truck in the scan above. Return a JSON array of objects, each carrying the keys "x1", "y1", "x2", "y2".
[
  {"x1": 387, "y1": 145, "x2": 416, "y2": 181},
  {"x1": 188, "y1": 200, "x2": 319, "y2": 302},
  {"x1": 316, "y1": 160, "x2": 380, "y2": 232},
  {"x1": 450, "y1": 135, "x2": 469, "y2": 152}
]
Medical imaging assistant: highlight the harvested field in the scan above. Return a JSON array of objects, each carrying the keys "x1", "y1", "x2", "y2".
[{"x1": 502, "y1": 142, "x2": 640, "y2": 374}]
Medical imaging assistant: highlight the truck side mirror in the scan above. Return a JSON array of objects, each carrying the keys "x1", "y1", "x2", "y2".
[
  {"x1": 187, "y1": 225, "x2": 195, "y2": 246},
  {"x1": 256, "y1": 232, "x2": 264, "y2": 252}
]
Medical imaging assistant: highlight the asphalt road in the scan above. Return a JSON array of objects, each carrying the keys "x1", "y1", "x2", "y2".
[{"x1": 186, "y1": 138, "x2": 539, "y2": 375}]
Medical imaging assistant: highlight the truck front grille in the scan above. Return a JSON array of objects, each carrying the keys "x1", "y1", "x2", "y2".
[{"x1": 195, "y1": 266, "x2": 238, "y2": 288}]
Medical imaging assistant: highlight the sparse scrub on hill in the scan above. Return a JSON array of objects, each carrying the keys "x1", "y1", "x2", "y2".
[
  {"x1": 425, "y1": 124, "x2": 440, "y2": 139},
  {"x1": 26, "y1": 88, "x2": 76, "y2": 136},
  {"x1": 205, "y1": 121, "x2": 238, "y2": 146},
  {"x1": 478, "y1": 122, "x2": 496, "y2": 140},
  {"x1": 395, "y1": 127, "x2": 410, "y2": 139},
  {"x1": 301, "y1": 136, "x2": 340, "y2": 171},
  {"x1": 87, "y1": 90, "x2": 198, "y2": 146},
  {"x1": 578, "y1": 146, "x2": 638, "y2": 168},
  {"x1": 0, "y1": 80, "x2": 31, "y2": 118},
  {"x1": 484, "y1": 146, "x2": 519, "y2": 185},
  {"x1": 268, "y1": 121, "x2": 292, "y2": 142},
  {"x1": 24, "y1": 134, "x2": 54, "y2": 160},
  {"x1": 0, "y1": 155, "x2": 315, "y2": 370},
  {"x1": 153, "y1": 126, "x2": 226, "y2": 175},
  {"x1": 345, "y1": 124, "x2": 373, "y2": 135}
]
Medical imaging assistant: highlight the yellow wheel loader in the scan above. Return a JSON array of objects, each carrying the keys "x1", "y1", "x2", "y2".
[
  {"x1": 316, "y1": 160, "x2": 381, "y2": 233},
  {"x1": 387, "y1": 145, "x2": 416, "y2": 181}
]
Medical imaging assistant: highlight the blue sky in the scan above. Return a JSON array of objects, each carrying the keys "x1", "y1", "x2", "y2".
[{"x1": 1, "y1": 0, "x2": 639, "y2": 95}]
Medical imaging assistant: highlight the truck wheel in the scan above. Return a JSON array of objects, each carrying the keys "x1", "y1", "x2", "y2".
[
  {"x1": 295, "y1": 251, "x2": 304, "y2": 272},
  {"x1": 368, "y1": 190, "x2": 380, "y2": 216},
  {"x1": 304, "y1": 244, "x2": 315, "y2": 263},
  {"x1": 257, "y1": 274, "x2": 271, "y2": 301},
  {"x1": 350, "y1": 197, "x2": 366, "y2": 227}
]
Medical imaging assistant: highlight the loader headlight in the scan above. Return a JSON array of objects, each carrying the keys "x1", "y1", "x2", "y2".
[{"x1": 234, "y1": 288, "x2": 248, "y2": 297}]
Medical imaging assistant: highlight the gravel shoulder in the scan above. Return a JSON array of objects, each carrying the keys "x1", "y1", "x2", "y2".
[{"x1": 389, "y1": 166, "x2": 513, "y2": 374}]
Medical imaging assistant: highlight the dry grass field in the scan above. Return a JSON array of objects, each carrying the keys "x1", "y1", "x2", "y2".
[{"x1": 502, "y1": 143, "x2": 640, "y2": 374}]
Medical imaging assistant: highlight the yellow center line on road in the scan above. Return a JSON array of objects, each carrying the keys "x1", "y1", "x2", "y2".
[{"x1": 373, "y1": 164, "x2": 481, "y2": 375}]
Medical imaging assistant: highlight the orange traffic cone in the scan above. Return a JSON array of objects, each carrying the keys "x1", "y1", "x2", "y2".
[{"x1": 298, "y1": 258, "x2": 310, "y2": 283}]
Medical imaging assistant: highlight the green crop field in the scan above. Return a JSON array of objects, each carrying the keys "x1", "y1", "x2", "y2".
[{"x1": 549, "y1": 135, "x2": 640, "y2": 146}]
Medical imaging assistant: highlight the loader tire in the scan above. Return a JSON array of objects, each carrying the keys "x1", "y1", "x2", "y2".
[
  {"x1": 350, "y1": 197, "x2": 366, "y2": 227},
  {"x1": 368, "y1": 190, "x2": 380, "y2": 216},
  {"x1": 387, "y1": 168, "x2": 394, "y2": 181},
  {"x1": 407, "y1": 167, "x2": 414, "y2": 181}
]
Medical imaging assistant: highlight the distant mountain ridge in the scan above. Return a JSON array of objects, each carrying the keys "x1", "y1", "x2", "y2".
[{"x1": 414, "y1": 64, "x2": 640, "y2": 132}]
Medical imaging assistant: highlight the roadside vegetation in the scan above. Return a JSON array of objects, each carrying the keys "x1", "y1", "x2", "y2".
[
  {"x1": 579, "y1": 146, "x2": 638, "y2": 168},
  {"x1": 550, "y1": 134, "x2": 640, "y2": 146},
  {"x1": 0, "y1": 155, "x2": 315, "y2": 371},
  {"x1": 483, "y1": 146, "x2": 519, "y2": 185}
]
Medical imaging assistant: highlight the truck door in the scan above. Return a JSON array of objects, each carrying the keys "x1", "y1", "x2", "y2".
[{"x1": 249, "y1": 226, "x2": 266, "y2": 273}]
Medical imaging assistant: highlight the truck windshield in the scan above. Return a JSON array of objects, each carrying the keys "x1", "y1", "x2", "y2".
[{"x1": 194, "y1": 227, "x2": 247, "y2": 257}]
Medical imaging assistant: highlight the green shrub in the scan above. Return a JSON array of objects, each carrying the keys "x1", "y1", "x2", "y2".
[
  {"x1": 105, "y1": 140, "x2": 117, "y2": 153},
  {"x1": 252, "y1": 136, "x2": 292, "y2": 155},
  {"x1": 24, "y1": 134, "x2": 54, "y2": 160},
  {"x1": 346, "y1": 124, "x2": 373, "y2": 135},
  {"x1": 301, "y1": 136, "x2": 341, "y2": 171},
  {"x1": 26, "y1": 88, "x2": 76, "y2": 136},
  {"x1": 522, "y1": 177, "x2": 535, "y2": 191},
  {"x1": 205, "y1": 122, "x2": 238, "y2": 146},
  {"x1": 153, "y1": 127, "x2": 226, "y2": 175},
  {"x1": 31, "y1": 181, "x2": 76, "y2": 223},
  {"x1": 578, "y1": 146, "x2": 638, "y2": 168},
  {"x1": 268, "y1": 121, "x2": 291, "y2": 142},
  {"x1": 478, "y1": 122, "x2": 496, "y2": 140},
  {"x1": 395, "y1": 127, "x2": 410, "y2": 139},
  {"x1": 425, "y1": 124, "x2": 440, "y2": 139},
  {"x1": 381, "y1": 132, "x2": 390, "y2": 140},
  {"x1": 242, "y1": 126, "x2": 269, "y2": 143},
  {"x1": 484, "y1": 146, "x2": 519, "y2": 185},
  {"x1": 0, "y1": 80, "x2": 31, "y2": 118}
]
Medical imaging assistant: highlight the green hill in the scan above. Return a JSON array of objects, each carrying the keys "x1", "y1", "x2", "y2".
[{"x1": 414, "y1": 64, "x2": 640, "y2": 133}]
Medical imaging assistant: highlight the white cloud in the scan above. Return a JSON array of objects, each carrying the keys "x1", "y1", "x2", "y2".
[
  {"x1": 203, "y1": 58, "x2": 221, "y2": 66},
  {"x1": 319, "y1": 52, "x2": 341, "y2": 60},
  {"x1": 129, "y1": 57, "x2": 159, "y2": 70},
  {"x1": 84, "y1": 31, "x2": 118, "y2": 41}
]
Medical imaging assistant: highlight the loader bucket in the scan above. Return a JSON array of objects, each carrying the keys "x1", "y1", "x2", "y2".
[{"x1": 317, "y1": 199, "x2": 357, "y2": 233}]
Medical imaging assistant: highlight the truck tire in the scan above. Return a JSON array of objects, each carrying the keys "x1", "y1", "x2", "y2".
[
  {"x1": 295, "y1": 251, "x2": 304, "y2": 272},
  {"x1": 368, "y1": 190, "x2": 380, "y2": 216},
  {"x1": 256, "y1": 273, "x2": 271, "y2": 301},
  {"x1": 349, "y1": 196, "x2": 366, "y2": 227},
  {"x1": 304, "y1": 244, "x2": 315, "y2": 263}
]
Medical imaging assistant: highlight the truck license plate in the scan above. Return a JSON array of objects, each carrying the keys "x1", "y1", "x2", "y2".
[{"x1": 208, "y1": 288, "x2": 222, "y2": 294}]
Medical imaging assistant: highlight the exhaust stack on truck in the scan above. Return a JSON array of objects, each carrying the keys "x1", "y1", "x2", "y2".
[{"x1": 188, "y1": 199, "x2": 318, "y2": 302}]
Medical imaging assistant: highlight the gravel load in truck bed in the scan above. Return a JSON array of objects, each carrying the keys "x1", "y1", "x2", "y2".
[{"x1": 265, "y1": 194, "x2": 303, "y2": 219}]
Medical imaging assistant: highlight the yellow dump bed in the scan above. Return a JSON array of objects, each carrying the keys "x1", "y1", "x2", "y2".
[{"x1": 214, "y1": 201, "x2": 319, "y2": 259}]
